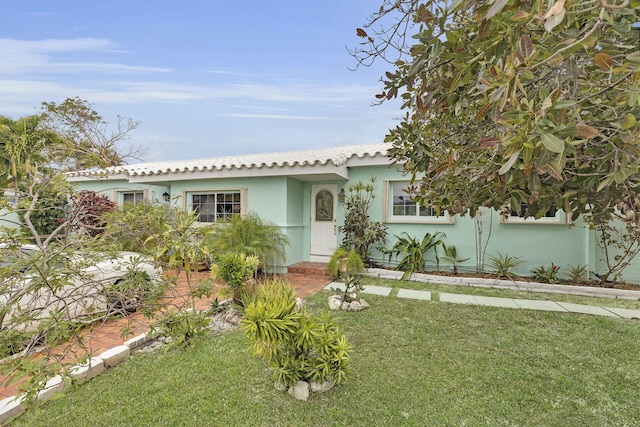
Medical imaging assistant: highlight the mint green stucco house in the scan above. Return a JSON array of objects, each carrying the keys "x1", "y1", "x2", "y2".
[{"x1": 67, "y1": 143, "x2": 640, "y2": 283}]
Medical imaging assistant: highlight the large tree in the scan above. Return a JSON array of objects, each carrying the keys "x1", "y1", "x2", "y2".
[
  {"x1": 353, "y1": 0, "x2": 640, "y2": 224},
  {"x1": 39, "y1": 97, "x2": 145, "y2": 171}
]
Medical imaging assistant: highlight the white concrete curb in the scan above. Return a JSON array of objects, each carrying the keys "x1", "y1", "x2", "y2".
[{"x1": 366, "y1": 268, "x2": 640, "y2": 301}]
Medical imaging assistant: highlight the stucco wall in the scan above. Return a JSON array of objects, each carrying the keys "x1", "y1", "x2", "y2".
[{"x1": 344, "y1": 164, "x2": 639, "y2": 283}]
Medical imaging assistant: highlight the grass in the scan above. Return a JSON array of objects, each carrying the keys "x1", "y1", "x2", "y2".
[{"x1": 11, "y1": 279, "x2": 640, "y2": 426}]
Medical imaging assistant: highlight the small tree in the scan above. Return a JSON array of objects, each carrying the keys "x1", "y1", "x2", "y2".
[{"x1": 338, "y1": 177, "x2": 387, "y2": 265}]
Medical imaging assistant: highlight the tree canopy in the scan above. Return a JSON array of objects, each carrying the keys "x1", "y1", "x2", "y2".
[{"x1": 353, "y1": 0, "x2": 640, "y2": 223}]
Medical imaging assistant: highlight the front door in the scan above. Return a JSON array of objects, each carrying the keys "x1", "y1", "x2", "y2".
[{"x1": 310, "y1": 184, "x2": 337, "y2": 261}]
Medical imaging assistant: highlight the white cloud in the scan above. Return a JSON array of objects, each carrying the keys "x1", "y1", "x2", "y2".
[
  {"x1": 222, "y1": 113, "x2": 331, "y2": 120},
  {"x1": 0, "y1": 38, "x2": 169, "y2": 75}
]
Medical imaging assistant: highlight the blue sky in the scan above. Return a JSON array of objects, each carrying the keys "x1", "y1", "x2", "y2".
[{"x1": 0, "y1": 1, "x2": 402, "y2": 162}]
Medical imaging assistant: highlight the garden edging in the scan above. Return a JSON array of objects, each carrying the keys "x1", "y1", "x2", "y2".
[{"x1": 366, "y1": 268, "x2": 640, "y2": 301}]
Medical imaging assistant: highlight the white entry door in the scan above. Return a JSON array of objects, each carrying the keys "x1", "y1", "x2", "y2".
[{"x1": 310, "y1": 184, "x2": 337, "y2": 261}]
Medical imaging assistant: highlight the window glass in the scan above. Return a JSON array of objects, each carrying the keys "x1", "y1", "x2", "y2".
[
  {"x1": 315, "y1": 190, "x2": 333, "y2": 221},
  {"x1": 121, "y1": 191, "x2": 144, "y2": 207},
  {"x1": 191, "y1": 191, "x2": 241, "y2": 223},
  {"x1": 391, "y1": 182, "x2": 442, "y2": 218}
]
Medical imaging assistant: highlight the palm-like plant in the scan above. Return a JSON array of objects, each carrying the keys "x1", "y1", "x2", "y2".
[
  {"x1": 441, "y1": 244, "x2": 470, "y2": 275},
  {"x1": 385, "y1": 231, "x2": 445, "y2": 279},
  {"x1": 204, "y1": 212, "x2": 289, "y2": 272}
]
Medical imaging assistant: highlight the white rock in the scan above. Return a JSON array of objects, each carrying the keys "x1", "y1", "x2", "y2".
[
  {"x1": 288, "y1": 380, "x2": 310, "y2": 401},
  {"x1": 327, "y1": 295, "x2": 343, "y2": 311},
  {"x1": 310, "y1": 379, "x2": 335, "y2": 393}
]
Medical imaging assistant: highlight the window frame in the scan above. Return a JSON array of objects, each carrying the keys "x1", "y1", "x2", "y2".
[
  {"x1": 118, "y1": 190, "x2": 146, "y2": 207},
  {"x1": 185, "y1": 188, "x2": 247, "y2": 224},
  {"x1": 382, "y1": 180, "x2": 455, "y2": 224},
  {"x1": 500, "y1": 203, "x2": 570, "y2": 225}
]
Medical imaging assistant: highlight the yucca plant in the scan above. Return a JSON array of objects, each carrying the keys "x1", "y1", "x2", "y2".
[
  {"x1": 241, "y1": 278, "x2": 352, "y2": 390},
  {"x1": 487, "y1": 252, "x2": 525, "y2": 279},
  {"x1": 566, "y1": 264, "x2": 588, "y2": 283}
]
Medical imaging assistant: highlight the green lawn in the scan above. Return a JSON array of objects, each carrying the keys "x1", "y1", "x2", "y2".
[{"x1": 12, "y1": 280, "x2": 640, "y2": 426}]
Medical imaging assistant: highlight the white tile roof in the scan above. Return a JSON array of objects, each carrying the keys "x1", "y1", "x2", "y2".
[{"x1": 66, "y1": 143, "x2": 392, "y2": 179}]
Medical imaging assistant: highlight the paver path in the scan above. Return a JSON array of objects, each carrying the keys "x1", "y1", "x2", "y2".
[
  {"x1": 0, "y1": 269, "x2": 331, "y2": 401},
  {"x1": 326, "y1": 281, "x2": 640, "y2": 320}
]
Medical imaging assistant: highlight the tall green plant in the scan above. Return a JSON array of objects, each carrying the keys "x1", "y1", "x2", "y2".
[
  {"x1": 241, "y1": 278, "x2": 352, "y2": 389},
  {"x1": 148, "y1": 208, "x2": 214, "y2": 308},
  {"x1": 203, "y1": 212, "x2": 289, "y2": 272},
  {"x1": 385, "y1": 231, "x2": 445, "y2": 279},
  {"x1": 338, "y1": 177, "x2": 387, "y2": 265}
]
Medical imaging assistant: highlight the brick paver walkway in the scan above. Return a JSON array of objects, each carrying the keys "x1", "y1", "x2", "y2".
[{"x1": 0, "y1": 266, "x2": 331, "y2": 400}]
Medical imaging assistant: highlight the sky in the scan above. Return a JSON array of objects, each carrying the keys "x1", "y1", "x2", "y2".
[{"x1": 0, "y1": 1, "x2": 403, "y2": 162}]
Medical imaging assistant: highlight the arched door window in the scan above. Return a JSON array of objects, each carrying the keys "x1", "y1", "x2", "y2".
[{"x1": 315, "y1": 190, "x2": 333, "y2": 221}]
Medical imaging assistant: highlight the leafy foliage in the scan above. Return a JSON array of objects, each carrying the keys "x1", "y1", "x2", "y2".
[
  {"x1": 16, "y1": 178, "x2": 69, "y2": 238},
  {"x1": 70, "y1": 190, "x2": 116, "y2": 237},
  {"x1": 102, "y1": 202, "x2": 174, "y2": 255},
  {"x1": 385, "y1": 231, "x2": 445, "y2": 279},
  {"x1": 327, "y1": 247, "x2": 366, "y2": 301},
  {"x1": 149, "y1": 309, "x2": 211, "y2": 351},
  {"x1": 531, "y1": 263, "x2": 561, "y2": 283},
  {"x1": 203, "y1": 212, "x2": 289, "y2": 271},
  {"x1": 39, "y1": 97, "x2": 144, "y2": 170},
  {"x1": 338, "y1": 178, "x2": 387, "y2": 265},
  {"x1": 210, "y1": 252, "x2": 260, "y2": 289},
  {"x1": 355, "y1": 1, "x2": 639, "y2": 226},
  {"x1": 566, "y1": 264, "x2": 588, "y2": 283},
  {"x1": 441, "y1": 244, "x2": 470, "y2": 275},
  {"x1": 487, "y1": 252, "x2": 526, "y2": 279},
  {"x1": 241, "y1": 278, "x2": 352, "y2": 388}
]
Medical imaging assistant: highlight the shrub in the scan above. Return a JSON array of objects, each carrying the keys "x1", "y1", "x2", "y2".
[
  {"x1": 327, "y1": 247, "x2": 365, "y2": 302},
  {"x1": 531, "y1": 263, "x2": 561, "y2": 283},
  {"x1": 149, "y1": 309, "x2": 211, "y2": 351},
  {"x1": 487, "y1": 252, "x2": 525, "y2": 279},
  {"x1": 385, "y1": 231, "x2": 445, "y2": 279},
  {"x1": 567, "y1": 264, "x2": 588, "y2": 283},
  {"x1": 203, "y1": 212, "x2": 289, "y2": 272},
  {"x1": 338, "y1": 177, "x2": 387, "y2": 265},
  {"x1": 241, "y1": 278, "x2": 352, "y2": 389},
  {"x1": 102, "y1": 203, "x2": 173, "y2": 254},
  {"x1": 441, "y1": 244, "x2": 470, "y2": 275},
  {"x1": 70, "y1": 190, "x2": 116, "y2": 237},
  {"x1": 210, "y1": 252, "x2": 260, "y2": 289}
]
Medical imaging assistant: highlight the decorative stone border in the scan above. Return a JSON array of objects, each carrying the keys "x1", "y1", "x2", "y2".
[
  {"x1": 366, "y1": 268, "x2": 640, "y2": 301},
  {"x1": 0, "y1": 332, "x2": 150, "y2": 424}
]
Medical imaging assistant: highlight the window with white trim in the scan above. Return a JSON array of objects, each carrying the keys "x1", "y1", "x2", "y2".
[
  {"x1": 191, "y1": 191, "x2": 242, "y2": 223},
  {"x1": 120, "y1": 191, "x2": 145, "y2": 207},
  {"x1": 384, "y1": 181, "x2": 454, "y2": 224},
  {"x1": 501, "y1": 203, "x2": 569, "y2": 224}
]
